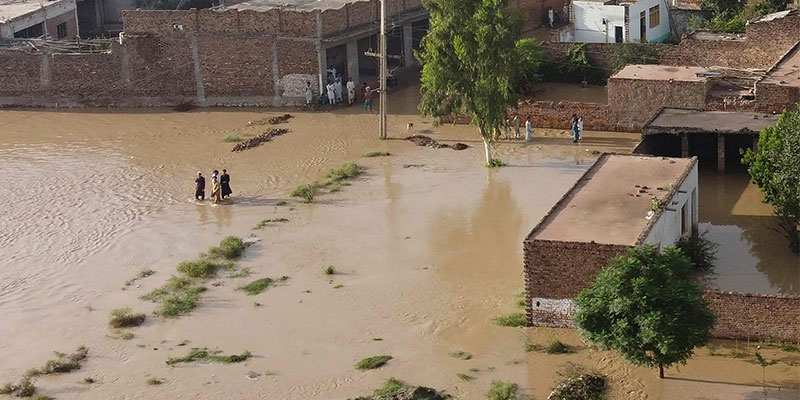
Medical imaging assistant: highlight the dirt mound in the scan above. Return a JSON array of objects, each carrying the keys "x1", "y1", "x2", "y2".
[
  {"x1": 232, "y1": 128, "x2": 290, "y2": 152},
  {"x1": 268, "y1": 114, "x2": 293, "y2": 124},
  {"x1": 405, "y1": 135, "x2": 469, "y2": 151}
]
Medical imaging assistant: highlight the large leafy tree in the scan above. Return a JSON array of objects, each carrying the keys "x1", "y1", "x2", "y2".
[
  {"x1": 416, "y1": 0, "x2": 525, "y2": 166},
  {"x1": 742, "y1": 105, "x2": 800, "y2": 253},
  {"x1": 573, "y1": 245, "x2": 715, "y2": 379}
]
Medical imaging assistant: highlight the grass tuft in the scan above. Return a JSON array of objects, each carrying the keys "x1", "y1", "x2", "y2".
[
  {"x1": 32, "y1": 394, "x2": 54, "y2": 400},
  {"x1": 781, "y1": 342, "x2": 799, "y2": 352},
  {"x1": 207, "y1": 236, "x2": 247, "y2": 260},
  {"x1": 355, "y1": 355, "x2": 392, "y2": 370},
  {"x1": 227, "y1": 267, "x2": 252, "y2": 278},
  {"x1": 492, "y1": 313, "x2": 527, "y2": 327},
  {"x1": 363, "y1": 151, "x2": 391, "y2": 158},
  {"x1": 0, "y1": 378, "x2": 36, "y2": 397},
  {"x1": 290, "y1": 182, "x2": 321, "y2": 203},
  {"x1": 449, "y1": 350, "x2": 473, "y2": 360},
  {"x1": 222, "y1": 134, "x2": 241, "y2": 143},
  {"x1": 546, "y1": 340, "x2": 573, "y2": 354},
  {"x1": 457, "y1": 373, "x2": 475, "y2": 381},
  {"x1": 83, "y1": 377, "x2": 95, "y2": 384},
  {"x1": 109, "y1": 307, "x2": 146, "y2": 328},
  {"x1": 166, "y1": 348, "x2": 251, "y2": 366},
  {"x1": 487, "y1": 380, "x2": 522, "y2": 400},
  {"x1": 485, "y1": 158, "x2": 506, "y2": 168},
  {"x1": 253, "y1": 218, "x2": 289, "y2": 230},
  {"x1": 146, "y1": 377, "x2": 164, "y2": 385},
  {"x1": 121, "y1": 332, "x2": 135, "y2": 340},
  {"x1": 326, "y1": 162, "x2": 362, "y2": 183},
  {"x1": 125, "y1": 268, "x2": 156, "y2": 286},
  {"x1": 177, "y1": 258, "x2": 234, "y2": 279},
  {"x1": 374, "y1": 377, "x2": 405, "y2": 396},
  {"x1": 323, "y1": 265, "x2": 336, "y2": 275},
  {"x1": 238, "y1": 276, "x2": 289, "y2": 295}
]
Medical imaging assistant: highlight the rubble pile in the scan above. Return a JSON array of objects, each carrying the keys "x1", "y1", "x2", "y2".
[{"x1": 232, "y1": 128, "x2": 290, "y2": 152}]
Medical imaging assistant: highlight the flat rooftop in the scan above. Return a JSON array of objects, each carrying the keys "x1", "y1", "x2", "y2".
[
  {"x1": 612, "y1": 65, "x2": 707, "y2": 82},
  {"x1": 228, "y1": 0, "x2": 355, "y2": 11},
  {"x1": 0, "y1": 0, "x2": 69, "y2": 23},
  {"x1": 644, "y1": 108, "x2": 779, "y2": 135},
  {"x1": 761, "y1": 43, "x2": 800, "y2": 87},
  {"x1": 529, "y1": 154, "x2": 694, "y2": 246}
]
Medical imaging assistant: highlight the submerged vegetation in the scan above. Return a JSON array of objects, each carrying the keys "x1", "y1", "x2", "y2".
[
  {"x1": 253, "y1": 218, "x2": 289, "y2": 229},
  {"x1": 487, "y1": 380, "x2": 524, "y2": 400},
  {"x1": 449, "y1": 350, "x2": 473, "y2": 360},
  {"x1": 238, "y1": 276, "x2": 289, "y2": 295},
  {"x1": 207, "y1": 236, "x2": 247, "y2": 260},
  {"x1": 0, "y1": 378, "x2": 36, "y2": 397},
  {"x1": 355, "y1": 355, "x2": 393, "y2": 370},
  {"x1": 675, "y1": 230, "x2": 720, "y2": 270},
  {"x1": 222, "y1": 133, "x2": 242, "y2": 143},
  {"x1": 2, "y1": 347, "x2": 89, "y2": 398},
  {"x1": 546, "y1": 341, "x2": 573, "y2": 354},
  {"x1": 351, "y1": 377, "x2": 451, "y2": 400},
  {"x1": 363, "y1": 151, "x2": 391, "y2": 158},
  {"x1": 291, "y1": 163, "x2": 365, "y2": 203},
  {"x1": 549, "y1": 374, "x2": 607, "y2": 400},
  {"x1": 493, "y1": 312, "x2": 527, "y2": 327},
  {"x1": 177, "y1": 258, "x2": 234, "y2": 278},
  {"x1": 166, "y1": 348, "x2": 252, "y2": 366},
  {"x1": 109, "y1": 307, "x2": 146, "y2": 328}
]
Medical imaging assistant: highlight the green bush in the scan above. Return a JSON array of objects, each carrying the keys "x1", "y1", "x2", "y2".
[
  {"x1": 487, "y1": 380, "x2": 522, "y2": 400},
  {"x1": 166, "y1": 348, "x2": 251, "y2": 366},
  {"x1": 355, "y1": 355, "x2": 392, "y2": 370},
  {"x1": 177, "y1": 258, "x2": 234, "y2": 279},
  {"x1": 326, "y1": 162, "x2": 362, "y2": 183},
  {"x1": 546, "y1": 340, "x2": 573, "y2": 354},
  {"x1": 485, "y1": 158, "x2": 506, "y2": 168},
  {"x1": 208, "y1": 236, "x2": 246, "y2": 260},
  {"x1": 540, "y1": 43, "x2": 607, "y2": 85},
  {"x1": 290, "y1": 182, "x2": 321, "y2": 203},
  {"x1": 238, "y1": 276, "x2": 289, "y2": 295},
  {"x1": 157, "y1": 287, "x2": 205, "y2": 317},
  {"x1": 611, "y1": 43, "x2": 661, "y2": 71},
  {"x1": 549, "y1": 374, "x2": 607, "y2": 400},
  {"x1": 0, "y1": 378, "x2": 36, "y2": 397},
  {"x1": 109, "y1": 307, "x2": 146, "y2": 328}
]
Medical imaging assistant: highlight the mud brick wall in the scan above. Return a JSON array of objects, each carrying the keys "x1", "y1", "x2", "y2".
[
  {"x1": 124, "y1": 34, "x2": 196, "y2": 100},
  {"x1": 705, "y1": 290, "x2": 800, "y2": 342},
  {"x1": 320, "y1": 0, "x2": 426, "y2": 37},
  {"x1": 198, "y1": 35, "x2": 274, "y2": 98},
  {"x1": 0, "y1": 51, "x2": 45, "y2": 97},
  {"x1": 515, "y1": 100, "x2": 611, "y2": 131},
  {"x1": 755, "y1": 82, "x2": 800, "y2": 113},
  {"x1": 607, "y1": 77, "x2": 708, "y2": 130},
  {"x1": 49, "y1": 52, "x2": 124, "y2": 101}
]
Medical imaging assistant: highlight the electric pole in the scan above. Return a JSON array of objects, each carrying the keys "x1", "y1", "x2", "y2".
[{"x1": 378, "y1": 0, "x2": 388, "y2": 140}]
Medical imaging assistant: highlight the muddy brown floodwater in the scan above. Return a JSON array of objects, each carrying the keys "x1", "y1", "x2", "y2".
[{"x1": 0, "y1": 85, "x2": 797, "y2": 400}]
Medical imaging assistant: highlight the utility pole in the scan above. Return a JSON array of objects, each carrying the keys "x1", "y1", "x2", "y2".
[{"x1": 378, "y1": 0, "x2": 388, "y2": 140}]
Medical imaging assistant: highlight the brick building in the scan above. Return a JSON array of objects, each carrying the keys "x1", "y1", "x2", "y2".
[
  {"x1": 524, "y1": 153, "x2": 699, "y2": 326},
  {"x1": 0, "y1": 0, "x2": 79, "y2": 39}
]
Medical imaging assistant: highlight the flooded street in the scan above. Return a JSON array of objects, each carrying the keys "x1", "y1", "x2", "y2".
[
  {"x1": 699, "y1": 173, "x2": 800, "y2": 295},
  {"x1": 0, "y1": 86, "x2": 797, "y2": 399}
]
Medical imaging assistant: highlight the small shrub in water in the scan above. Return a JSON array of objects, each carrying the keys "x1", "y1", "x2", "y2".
[
  {"x1": 109, "y1": 307, "x2": 146, "y2": 328},
  {"x1": 177, "y1": 258, "x2": 234, "y2": 279},
  {"x1": 227, "y1": 267, "x2": 252, "y2": 278},
  {"x1": 363, "y1": 151, "x2": 391, "y2": 158},
  {"x1": 157, "y1": 288, "x2": 204, "y2": 317},
  {"x1": 374, "y1": 377, "x2": 405, "y2": 396},
  {"x1": 355, "y1": 355, "x2": 392, "y2": 370},
  {"x1": 493, "y1": 313, "x2": 527, "y2": 327},
  {"x1": 121, "y1": 332, "x2": 135, "y2": 340},
  {"x1": 487, "y1": 380, "x2": 522, "y2": 400},
  {"x1": 32, "y1": 395, "x2": 54, "y2": 400},
  {"x1": 238, "y1": 276, "x2": 289, "y2": 295},
  {"x1": 253, "y1": 218, "x2": 289, "y2": 229},
  {"x1": 485, "y1": 158, "x2": 505, "y2": 168},
  {"x1": 449, "y1": 350, "x2": 472, "y2": 360},
  {"x1": 546, "y1": 340, "x2": 573, "y2": 354},
  {"x1": 0, "y1": 378, "x2": 36, "y2": 397},
  {"x1": 291, "y1": 182, "x2": 321, "y2": 203},
  {"x1": 146, "y1": 377, "x2": 164, "y2": 385},
  {"x1": 83, "y1": 377, "x2": 95, "y2": 384},
  {"x1": 549, "y1": 374, "x2": 606, "y2": 400},
  {"x1": 781, "y1": 342, "x2": 799, "y2": 352},
  {"x1": 456, "y1": 373, "x2": 475, "y2": 381},
  {"x1": 323, "y1": 265, "x2": 336, "y2": 275},
  {"x1": 166, "y1": 348, "x2": 251, "y2": 366},
  {"x1": 326, "y1": 162, "x2": 362, "y2": 183},
  {"x1": 208, "y1": 236, "x2": 247, "y2": 260}
]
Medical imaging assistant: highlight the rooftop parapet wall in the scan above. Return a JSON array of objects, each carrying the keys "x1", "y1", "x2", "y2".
[{"x1": 122, "y1": 9, "x2": 318, "y2": 37}]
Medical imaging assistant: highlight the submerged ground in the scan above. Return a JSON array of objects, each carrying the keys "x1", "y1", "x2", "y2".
[{"x1": 0, "y1": 86, "x2": 798, "y2": 399}]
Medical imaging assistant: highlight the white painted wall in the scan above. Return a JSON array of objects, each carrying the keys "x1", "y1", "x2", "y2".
[
  {"x1": 573, "y1": 1, "x2": 626, "y2": 43},
  {"x1": 643, "y1": 161, "x2": 699, "y2": 248},
  {"x1": 628, "y1": 0, "x2": 671, "y2": 42}
]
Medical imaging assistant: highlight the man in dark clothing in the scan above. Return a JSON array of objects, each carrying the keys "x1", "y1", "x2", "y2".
[
  {"x1": 220, "y1": 169, "x2": 232, "y2": 199},
  {"x1": 195, "y1": 172, "x2": 205, "y2": 200}
]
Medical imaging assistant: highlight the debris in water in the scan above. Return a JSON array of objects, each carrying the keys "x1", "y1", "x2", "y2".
[
  {"x1": 268, "y1": 114, "x2": 293, "y2": 124},
  {"x1": 405, "y1": 135, "x2": 468, "y2": 151},
  {"x1": 232, "y1": 128, "x2": 290, "y2": 152}
]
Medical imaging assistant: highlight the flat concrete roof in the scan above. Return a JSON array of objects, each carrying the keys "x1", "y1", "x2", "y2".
[
  {"x1": 0, "y1": 0, "x2": 69, "y2": 23},
  {"x1": 761, "y1": 43, "x2": 800, "y2": 87},
  {"x1": 644, "y1": 108, "x2": 779, "y2": 135},
  {"x1": 529, "y1": 154, "x2": 694, "y2": 246},
  {"x1": 751, "y1": 9, "x2": 795, "y2": 24},
  {"x1": 612, "y1": 65, "x2": 707, "y2": 82},
  {"x1": 228, "y1": 0, "x2": 355, "y2": 11}
]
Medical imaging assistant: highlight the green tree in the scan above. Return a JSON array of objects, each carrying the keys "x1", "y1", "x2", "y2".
[
  {"x1": 516, "y1": 38, "x2": 544, "y2": 92},
  {"x1": 416, "y1": 0, "x2": 525, "y2": 166},
  {"x1": 742, "y1": 105, "x2": 800, "y2": 253},
  {"x1": 573, "y1": 245, "x2": 715, "y2": 379}
]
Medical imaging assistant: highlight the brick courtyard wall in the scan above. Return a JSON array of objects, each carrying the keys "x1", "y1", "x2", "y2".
[
  {"x1": 607, "y1": 77, "x2": 708, "y2": 130},
  {"x1": 515, "y1": 100, "x2": 611, "y2": 131},
  {"x1": 0, "y1": 51, "x2": 45, "y2": 99},
  {"x1": 755, "y1": 82, "x2": 800, "y2": 113},
  {"x1": 705, "y1": 290, "x2": 800, "y2": 342}
]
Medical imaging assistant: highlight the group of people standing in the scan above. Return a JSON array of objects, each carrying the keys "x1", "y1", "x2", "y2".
[
  {"x1": 494, "y1": 113, "x2": 583, "y2": 143},
  {"x1": 195, "y1": 169, "x2": 232, "y2": 204},
  {"x1": 304, "y1": 67, "x2": 378, "y2": 112}
]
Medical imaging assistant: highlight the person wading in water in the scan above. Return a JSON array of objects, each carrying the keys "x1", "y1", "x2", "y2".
[
  {"x1": 195, "y1": 172, "x2": 205, "y2": 201},
  {"x1": 210, "y1": 170, "x2": 222, "y2": 204},
  {"x1": 220, "y1": 169, "x2": 232, "y2": 199}
]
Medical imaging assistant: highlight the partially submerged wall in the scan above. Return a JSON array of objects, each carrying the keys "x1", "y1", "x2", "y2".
[
  {"x1": 515, "y1": 100, "x2": 611, "y2": 131},
  {"x1": 705, "y1": 290, "x2": 800, "y2": 342}
]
